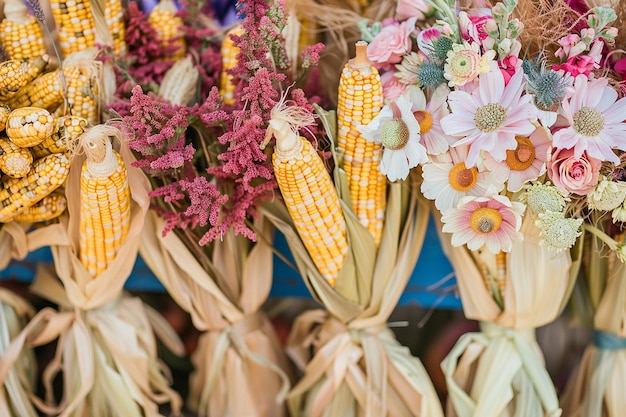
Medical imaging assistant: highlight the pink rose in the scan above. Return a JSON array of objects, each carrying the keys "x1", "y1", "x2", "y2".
[
  {"x1": 395, "y1": 0, "x2": 430, "y2": 21},
  {"x1": 548, "y1": 147, "x2": 601, "y2": 195},
  {"x1": 367, "y1": 17, "x2": 417, "y2": 65},
  {"x1": 553, "y1": 55, "x2": 598, "y2": 77},
  {"x1": 380, "y1": 71, "x2": 407, "y2": 101},
  {"x1": 458, "y1": 12, "x2": 493, "y2": 45}
]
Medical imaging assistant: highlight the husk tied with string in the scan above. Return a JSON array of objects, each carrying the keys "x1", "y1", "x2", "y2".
[
  {"x1": 261, "y1": 103, "x2": 443, "y2": 417},
  {"x1": 434, "y1": 207, "x2": 582, "y2": 417},
  {"x1": 0, "y1": 125, "x2": 183, "y2": 417}
]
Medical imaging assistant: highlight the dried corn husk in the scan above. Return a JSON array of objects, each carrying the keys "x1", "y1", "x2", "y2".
[
  {"x1": 139, "y1": 211, "x2": 292, "y2": 417},
  {"x1": 436, "y1": 210, "x2": 581, "y2": 417},
  {"x1": 158, "y1": 56, "x2": 200, "y2": 106},
  {"x1": 0, "y1": 125, "x2": 182, "y2": 417}
]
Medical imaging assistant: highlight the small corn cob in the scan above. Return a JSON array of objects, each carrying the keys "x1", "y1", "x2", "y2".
[
  {"x1": 0, "y1": 152, "x2": 71, "y2": 222},
  {"x1": 63, "y1": 65, "x2": 98, "y2": 124},
  {"x1": 6, "y1": 107, "x2": 55, "y2": 147},
  {"x1": 0, "y1": 136, "x2": 33, "y2": 178},
  {"x1": 79, "y1": 126, "x2": 131, "y2": 277},
  {"x1": 337, "y1": 41, "x2": 386, "y2": 245},
  {"x1": 104, "y1": 0, "x2": 127, "y2": 56},
  {"x1": 265, "y1": 104, "x2": 348, "y2": 285},
  {"x1": 0, "y1": 59, "x2": 29, "y2": 101},
  {"x1": 50, "y1": 0, "x2": 97, "y2": 57},
  {"x1": 7, "y1": 69, "x2": 65, "y2": 111},
  {"x1": 14, "y1": 192, "x2": 67, "y2": 222},
  {"x1": 219, "y1": 25, "x2": 243, "y2": 105},
  {"x1": 23, "y1": 55, "x2": 50, "y2": 82},
  {"x1": 0, "y1": 0, "x2": 47, "y2": 60},
  {"x1": 148, "y1": 0, "x2": 185, "y2": 61},
  {"x1": 31, "y1": 115, "x2": 87, "y2": 159},
  {"x1": 0, "y1": 105, "x2": 10, "y2": 131}
]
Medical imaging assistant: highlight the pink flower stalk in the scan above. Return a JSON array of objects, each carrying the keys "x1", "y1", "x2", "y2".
[
  {"x1": 441, "y1": 194, "x2": 525, "y2": 253},
  {"x1": 548, "y1": 147, "x2": 601, "y2": 195},
  {"x1": 367, "y1": 17, "x2": 417, "y2": 65},
  {"x1": 441, "y1": 67, "x2": 537, "y2": 167},
  {"x1": 552, "y1": 74, "x2": 626, "y2": 165}
]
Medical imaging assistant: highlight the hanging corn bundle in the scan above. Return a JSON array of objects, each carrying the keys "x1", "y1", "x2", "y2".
[
  {"x1": 148, "y1": 0, "x2": 186, "y2": 61},
  {"x1": 50, "y1": 0, "x2": 97, "y2": 57},
  {"x1": 104, "y1": 0, "x2": 126, "y2": 55},
  {"x1": 336, "y1": 40, "x2": 385, "y2": 245},
  {"x1": 219, "y1": 24, "x2": 243, "y2": 105},
  {"x1": 264, "y1": 101, "x2": 348, "y2": 286},
  {"x1": 77, "y1": 125, "x2": 131, "y2": 277},
  {"x1": 0, "y1": 0, "x2": 47, "y2": 60}
]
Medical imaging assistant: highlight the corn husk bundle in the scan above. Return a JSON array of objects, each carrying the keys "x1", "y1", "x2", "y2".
[
  {"x1": 140, "y1": 211, "x2": 293, "y2": 417},
  {"x1": 436, "y1": 212, "x2": 582, "y2": 417},
  {"x1": 560, "y1": 228, "x2": 626, "y2": 416},
  {"x1": 0, "y1": 125, "x2": 183, "y2": 417},
  {"x1": 261, "y1": 65, "x2": 443, "y2": 415}
]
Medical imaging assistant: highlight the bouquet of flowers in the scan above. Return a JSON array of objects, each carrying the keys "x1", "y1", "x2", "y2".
[{"x1": 358, "y1": 0, "x2": 625, "y2": 414}]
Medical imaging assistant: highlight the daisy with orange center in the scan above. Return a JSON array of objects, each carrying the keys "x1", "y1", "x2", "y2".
[
  {"x1": 483, "y1": 127, "x2": 552, "y2": 192},
  {"x1": 411, "y1": 85, "x2": 456, "y2": 155},
  {"x1": 421, "y1": 145, "x2": 504, "y2": 211},
  {"x1": 441, "y1": 193, "x2": 525, "y2": 253}
]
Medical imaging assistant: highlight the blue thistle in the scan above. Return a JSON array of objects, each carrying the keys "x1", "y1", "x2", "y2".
[
  {"x1": 525, "y1": 62, "x2": 569, "y2": 112},
  {"x1": 431, "y1": 36, "x2": 453, "y2": 62},
  {"x1": 418, "y1": 62, "x2": 446, "y2": 89}
]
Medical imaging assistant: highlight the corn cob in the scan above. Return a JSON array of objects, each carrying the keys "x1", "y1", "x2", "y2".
[
  {"x1": 219, "y1": 25, "x2": 243, "y2": 105},
  {"x1": 31, "y1": 115, "x2": 87, "y2": 159},
  {"x1": 104, "y1": 0, "x2": 126, "y2": 55},
  {"x1": 50, "y1": 0, "x2": 97, "y2": 57},
  {"x1": 78, "y1": 126, "x2": 131, "y2": 277},
  {"x1": 0, "y1": 0, "x2": 47, "y2": 60},
  {"x1": 337, "y1": 41, "x2": 385, "y2": 245},
  {"x1": 265, "y1": 104, "x2": 348, "y2": 285},
  {"x1": 14, "y1": 192, "x2": 67, "y2": 222},
  {"x1": 0, "y1": 152, "x2": 71, "y2": 222},
  {"x1": 23, "y1": 55, "x2": 50, "y2": 82},
  {"x1": 0, "y1": 59, "x2": 29, "y2": 102},
  {"x1": 6, "y1": 107, "x2": 55, "y2": 147},
  {"x1": 0, "y1": 136, "x2": 33, "y2": 178},
  {"x1": 7, "y1": 69, "x2": 65, "y2": 111},
  {"x1": 0, "y1": 105, "x2": 10, "y2": 131},
  {"x1": 148, "y1": 0, "x2": 185, "y2": 61},
  {"x1": 63, "y1": 64, "x2": 99, "y2": 124}
]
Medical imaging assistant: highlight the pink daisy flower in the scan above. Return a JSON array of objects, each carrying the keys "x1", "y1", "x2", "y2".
[
  {"x1": 483, "y1": 126, "x2": 552, "y2": 192},
  {"x1": 552, "y1": 74, "x2": 626, "y2": 165},
  {"x1": 409, "y1": 85, "x2": 456, "y2": 155},
  {"x1": 421, "y1": 145, "x2": 504, "y2": 211},
  {"x1": 441, "y1": 194, "x2": 525, "y2": 253},
  {"x1": 441, "y1": 66, "x2": 537, "y2": 167}
]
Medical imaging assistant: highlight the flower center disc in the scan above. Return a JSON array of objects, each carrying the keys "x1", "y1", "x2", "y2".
[
  {"x1": 449, "y1": 50, "x2": 480, "y2": 77},
  {"x1": 413, "y1": 110, "x2": 433, "y2": 134},
  {"x1": 474, "y1": 103, "x2": 507, "y2": 132},
  {"x1": 448, "y1": 162, "x2": 478, "y2": 191},
  {"x1": 573, "y1": 106, "x2": 604, "y2": 137},
  {"x1": 381, "y1": 118, "x2": 410, "y2": 150},
  {"x1": 506, "y1": 136, "x2": 535, "y2": 171},
  {"x1": 469, "y1": 207, "x2": 503, "y2": 234}
]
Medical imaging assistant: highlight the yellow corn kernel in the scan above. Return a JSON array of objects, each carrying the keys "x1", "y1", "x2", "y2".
[
  {"x1": 148, "y1": 0, "x2": 185, "y2": 61},
  {"x1": 63, "y1": 63, "x2": 99, "y2": 125},
  {"x1": 7, "y1": 69, "x2": 65, "y2": 111},
  {"x1": 219, "y1": 25, "x2": 243, "y2": 105},
  {"x1": 0, "y1": 105, "x2": 10, "y2": 131},
  {"x1": 0, "y1": 59, "x2": 29, "y2": 101},
  {"x1": 14, "y1": 192, "x2": 67, "y2": 222},
  {"x1": 105, "y1": 0, "x2": 127, "y2": 56},
  {"x1": 0, "y1": 0, "x2": 47, "y2": 60},
  {"x1": 6, "y1": 107, "x2": 55, "y2": 147},
  {"x1": 0, "y1": 136, "x2": 33, "y2": 178},
  {"x1": 79, "y1": 126, "x2": 131, "y2": 277},
  {"x1": 337, "y1": 41, "x2": 386, "y2": 245},
  {"x1": 23, "y1": 55, "x2": 50, "y2": 82},
  {"x1": 0, "y1": 152, "x2": 71, "y2": 222},
  {"x1": 31, "y1": 115, "x2": 87, "y2": 159},
  {"x1": 268, "y1": 109, "x2": 348, "y2": 285},
  {"x1": 50, "y1": 0, "x2": 97, "y2": 57}
]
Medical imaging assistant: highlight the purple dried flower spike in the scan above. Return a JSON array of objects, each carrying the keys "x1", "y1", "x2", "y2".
[{"x1": 25, "y1": 0, "x2": 46, "y2": 22}]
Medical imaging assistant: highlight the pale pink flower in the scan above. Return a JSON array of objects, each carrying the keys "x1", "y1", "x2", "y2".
[
  {"x1": 555, "y1": 34, "x2": 585, "y2": 60},
  {"x1": 444, "y1": 41, "x2": 495, "y2": 87},
  {"x1": 441, "y1": 194, "x2": 525, "y2": 253},
  {"x1": 483, "y1": 127, "x2": 552, "y2": 192},
  {"x1": 409, "y1": 84, "x2": 456, "y2": 155},
  {"x1": 367, "y1": 17, "x2": 417, "y2": 65},
  {"x1": 548, "y1": 147, "x2": 601, "y2": 195},
  {"x1": 458, "y1": 11, "x2": 494, "y2": 45},
  {"x1": 421, "y1": 145, "x2": 504, "y2": 211},
  {"x1": 552, "y1": 74, "x2": 626, "y2": 165},
  {"x1": 396, "y1": 0, "x2": 430, "y2": 21},
  {"x1": 441, "y1": 67, "x2": 537, "y2": 167},
  {"x1": 381, "y1": 71, "x2": 408, "y2": 101},
  {"x1": 417, "y1": 27, "x2": 443, "y2": 54},
  {"x1": 553, "y1": 55, "x2": 598, "y2": 77}
]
